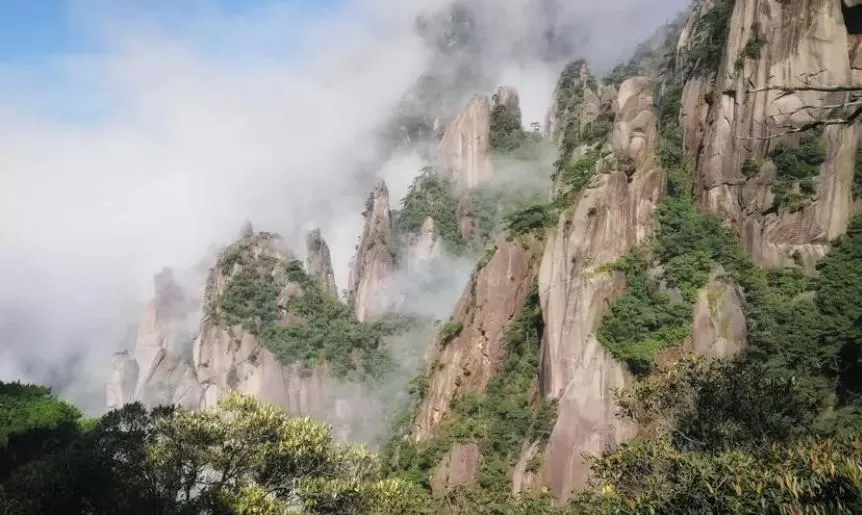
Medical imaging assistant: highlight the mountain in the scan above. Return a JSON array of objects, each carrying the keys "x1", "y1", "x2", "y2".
[{"x1": 7, "y1": 0, "x2": 862, "y2": 513}]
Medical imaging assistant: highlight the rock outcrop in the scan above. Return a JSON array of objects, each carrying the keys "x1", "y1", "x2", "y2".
[
  {"x1": 430, "y1": 443, "x2": 482, "y2": 498},
  {"x1": 349, "y1": 181, "x2": 393, "y2": 322},
  {"x1": 494, "y1": 85, "x2": 522, "y2": 124},
  {"x1": 690, "y1": 267, "x2": 748, "y2": 359},
  {"x1": 537, "y1": 77, "x2": 665, "y2": 500},
  {"x1": 305, "y1": 229, "x2": 338, "y2": 298},
  {"x1": 106, "y1": 268, "x2": 201, "y2": 409},
  {"x1": 412, "y1": 237, "x2": 539, "y2": 441},
  {"x1": 437, "y1": 95, "x2": 493, "y2": 190},
  {"x1": 192, "y1": 233, "x2": 329, "y2": 411},
  {"x1": 106, "y1": 351, "x2": 138, "y2": 410},
  {"x1": 545, "y1": 60, "x2": 600, "y2": 145},
  {"x1": 406, "y1": 216, "x2": 442, "y2": 269},
  {"x1": 682, "y1": 0, "x2": 860, "y2": 269}
]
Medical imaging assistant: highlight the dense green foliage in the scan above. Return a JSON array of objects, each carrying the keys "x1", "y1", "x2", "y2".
[
  {"x1": 489, "y1": 89, "x2": 543, "y2": 159},
  {"x1": 554, "y1": 59, "x2": 591, "y2": 118},
  {"x1": 0, "y1": 392, "x2": 432, "y2": 514},
  {"x1": 855, "y1": 148, "x2": 862, "y2": 200},
  {"x1": 214, "y1": 243, "x2": 392, "y2": 380},
  {"x1": 0, "y1": 382, "x2": 81, "y2": 446},
  {"x1": 438, "y1": 320, "x2": 464, "y2": 345},
  {"x1": 568, "y1": 359, "x2": 862, "y2": 513},
  {"x1": 597, "y1": 254, "x2": 693, "y2": 375},
  {"x1": 503, "y1": 203, "x2": 557, "y2": 237},
  {"x1": 769, "y1": 133, "x2": 826, "y2": 211},
  {"x1": 391, "y1": 168, "x2": 466, "y2": 258},
  {"x1": 735, "y1": 34, "x2": 766, "y2": 71}
]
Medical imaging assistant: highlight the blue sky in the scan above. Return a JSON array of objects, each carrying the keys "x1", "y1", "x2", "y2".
[
  {"x1": 0, "y1": 0, "x2": 341, "y2": 60},
  {"x1": 0, "y1": 0, "x2": 343, "y2": 121}
]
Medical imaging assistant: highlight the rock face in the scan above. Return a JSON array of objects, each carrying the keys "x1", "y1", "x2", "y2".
[
  {"x1": 437, "y1": 95, "x2": 494, "y2": 190},
  {"x1": 305, "y1": 229, "x2": 338, "y2": 298},
  {"x1": 349, "y1": 181, "x2": 393, "y2": 322},
  {"x1": 494, "y1": 85, "x2": 522, "y2": 123},
  {"x1": 690, "y1": 267, "x2": 748, "y2": 359},
  {"x1": 192, "y1": 233, "x2": 329, "y2": 412},
  {"x1": 430, "y1": 443, "x2": 482, "y2": 498},
  {"x1": 683, "y1": 0, "x2": 860, "y2": 269},
  {"x1": 407, "y1": 216, "x2": 442, "y2": 268},
  {"x1": 106, "y1": 351, "x2": 138, "y2": 410},
  {"x1": 545, "y1": 60, "x2": 600, "y2": 145},
  {"x1": 106, "y1": 268, "x2": 201, "y2": 409},
  {"x1": 412, "y1": 237, "x2": 539, "y2": 441},
  {"x1": 537, "y1": 77, "x2": 665, "y2": 500}
]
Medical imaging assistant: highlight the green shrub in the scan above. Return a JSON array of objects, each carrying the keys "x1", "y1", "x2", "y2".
[
  {"x1": 581, "y1": 107, "x2": 615, "y2": 145},
  {"x1": 504, "y1": 204, "x2": 556, "y2": 236},
  {"x1": 741, "y1": 158, "x2": 761, "y2": 178},
  {"x1": 214, "y1": 255, "x2": 392, "y2": 381},
  {"x1": 597, "y1": 253, "x2": 693, "y2": 375},
  {"x1": 854, "y1": 148, "x2": 862, "y2": 200},
  {"x1": 769, "y1": 132, "x2": 826, "y2": 211},
  {"x1": 391, "y1": 169, "x2": 465, "y2": 258},
  {"x1": 560, "y1": 150, "x2": 599, "y2": 194},
  {"x1": 489, "y1": 103, "x2": 524, "y2": 154},
  {"x1": 439, "y1": 321, "x2": 464, "y2": 345},
  {"x1": 686, "y1": 0, "x2": 736, "y2": 77}
]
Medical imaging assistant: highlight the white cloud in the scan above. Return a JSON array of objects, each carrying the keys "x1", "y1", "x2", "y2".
[{"x1": 0, "y1": 0, "x2": 687, "y2": 411}]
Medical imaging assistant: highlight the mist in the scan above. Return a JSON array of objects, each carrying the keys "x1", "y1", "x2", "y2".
[{"x1": 0, "y1": 0, "x2": 687, "y2": 413}]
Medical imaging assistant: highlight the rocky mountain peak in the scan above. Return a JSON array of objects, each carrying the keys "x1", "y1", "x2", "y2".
[
  {"x1": 305, "y1": 229, "x2": 338, "y2": 298},
  {"x1": 349, "y1": 180, "x2": 393, "y2": 322},
  {"x1": 493, "y1": 85, "x2": 521, "y2": 123},
  {"x1": 437, "y1": 94, "x2": 493, "y2": 190}
]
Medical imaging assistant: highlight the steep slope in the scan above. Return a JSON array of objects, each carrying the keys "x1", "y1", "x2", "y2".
[
  {"x1": 106, "y1": 268, "x2": 200, "y2": 409},
  {"x1": 305, "y1": 229, "x2": 338, "y2": 298},
  {"x1": 538, "y1": 76, "x2": 666, "y2": 499},
  {"x1": 349, "y1": 181, "x2": 394, "y2": 322},
  {"x1": 411, "y1": 236, "x2": 542, "y2": 443},
  {"x1": 681, "y1": 0, "x2": 861, "y2": 269},
  {"x1": 437, "y1": 95, "x2": 494, "y2": 190}
]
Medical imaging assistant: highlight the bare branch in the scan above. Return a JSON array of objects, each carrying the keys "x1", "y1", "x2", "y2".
[{"x1": 752, "y1": 85, "x2": 862, "y2": 93}]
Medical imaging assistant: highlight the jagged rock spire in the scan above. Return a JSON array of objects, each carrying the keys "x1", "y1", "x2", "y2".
[
  {"x1": 437, "y1": 95, "x2": 493, "y2": 190},
  {"x1": 349, "y1": 180, "x2": 393, "y2": 322},
  {"x1": 305, "y1": 229, "x2": 338, "y2": 298},
  {"x1": 494, "y1": 85, "x2": 521, "y2": 124}
]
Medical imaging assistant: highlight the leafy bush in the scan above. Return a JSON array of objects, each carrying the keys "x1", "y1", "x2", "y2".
[
  {"x1": 581, "y1": 107, "x2": 615, "y2": 145},
  {"x1": 854, "y1": 148, "x2": 862, "y2": 200},
  {"x1": 560, "y1": 150, "x2": 599, "y2": 195},
  {"x1": 439, "y1": 321, "x2": 464, "y2": 345},
  {"x1": 655, "y1": 197, "x2": 749, "y2": 299},
  {"x1": 391, "y1": 169, "x2": 465, "y2": 258},
  {"x1": 597, "y1": 254, "x2": 693, "y2": 375},
  {"x1": 769, "y1": 133, "x2": 826, "y2": 211},
  {"x1": 489, "y1": 104, "x2": 524, "y2": 153},
  {"x1": 504, "y1": 203, "x2": 557, "y2": 236},
  {"x1": 555, "y1": 59, "x2": 588, "y2": 116}
]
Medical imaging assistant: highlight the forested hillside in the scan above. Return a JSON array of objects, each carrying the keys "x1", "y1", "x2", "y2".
[{"x1": 4, "y1": 0, "x2": 862, "y2": 513}]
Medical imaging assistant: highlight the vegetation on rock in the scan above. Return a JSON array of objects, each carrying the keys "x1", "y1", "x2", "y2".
[
  {"x1": 391, "y1": 168, "x2": 466, "y2": 259},
  {"x1": 597, "y1": 254, "x2": 693, "y2": 376},
  {"x1": 685, "y1": 0, "x2": 736, "y2": 78},
  {"x1": 769, "y1": 133, "x2": 826, "y2": 211},
  {"x1": 213, "y1": 242, "x2": 392, "y2": 381},
  {"x1": 385, "y1": 280, "x2": 558, "y2": 509}
]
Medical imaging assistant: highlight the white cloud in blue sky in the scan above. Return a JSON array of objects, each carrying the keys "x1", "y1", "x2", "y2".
[{"x1": 0, "y1": 0, "x2": 688, "y2": 409}]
